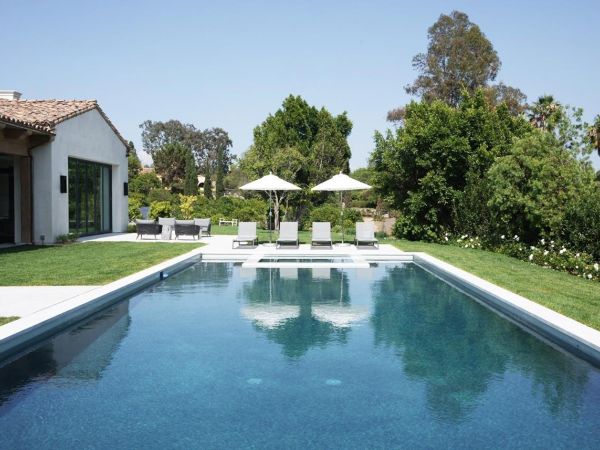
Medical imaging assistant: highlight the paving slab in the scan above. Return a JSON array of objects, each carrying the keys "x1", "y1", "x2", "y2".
[{"x1": 0, "y1": 286, "x2": 101, "y2": 317}]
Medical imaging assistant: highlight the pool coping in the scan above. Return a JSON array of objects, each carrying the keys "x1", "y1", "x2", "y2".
[{"x1": 1, "y1": 249, "x2": 599, "y2": 368}]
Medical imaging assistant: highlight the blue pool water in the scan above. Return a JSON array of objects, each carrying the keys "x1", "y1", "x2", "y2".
[{"x1": 0, "y1": 263, "x2": 599, "y2": 449}]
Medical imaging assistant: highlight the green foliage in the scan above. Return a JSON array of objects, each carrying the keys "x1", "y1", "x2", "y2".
[
  {"x1": 127, "y1": 223, "x2": 137, "y2": 233},
  {"x1": 178, "y1": 194, "x2": 196, "y2": 219},
  {"x1": 128, "y1": 194, "x2": 144, "y2": 221},
  {"x1": 487, "y1": 131, "x2": 596, "y2": 242},
  {"x1": 405, "y1": 11, "x2": 500, "y2": 106},
  {"x1": 55, "y1": 232, "x2": 79, "y2": 244},
  {"x1": 372, "y1": 90, "x2": 529, "y2": 240},
  {"x1": 152, "y1": 142, "x2": 192, "y2": 188},
  {"x1": 127, "y1": 141, "x2": 142, "y2": 180},
  {"x1": 129, "y1": 171, "x2": 161, "y2": 202},
  {"x1": 147, "y1": 188, "x2": 174, "y2": 204},
  {"x1": 149, "y1": 201, "x2": 173, "y2": 219},
  {"x1": 308, "y1": 204, "x2": 362, "y2": 231},
  {"x1": 203, "y1": 161, "x2": 213, "y2": 199},
  {"x1": 183, "y1": 152, "x2": 198, "y2": 195},
  {"x1": 560, "y1": 189, "x2": 600, "y2": 260}
]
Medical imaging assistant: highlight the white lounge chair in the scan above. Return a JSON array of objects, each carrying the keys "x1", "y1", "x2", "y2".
[
  {"x1": 311, "y1": 222, "x2": 332, "y2": 248},
  {"x1": 232, "y1": 222, "x2": 258, "y2": 248},
  {"x1": 276, "y1": 222, "x2": 299, "y2": 248},
  {"x1": 355, "y1": 222, "x2": 379, "y2": 248}
]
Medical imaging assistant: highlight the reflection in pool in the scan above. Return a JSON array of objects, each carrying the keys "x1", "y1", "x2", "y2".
[{"x1": 0, "y1": 262, "x2": 599, "y2": 449}]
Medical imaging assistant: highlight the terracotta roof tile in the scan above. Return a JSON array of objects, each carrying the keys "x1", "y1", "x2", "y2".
[{"x1": 0, "y1": 99, "x2": 128, "y2": 148}]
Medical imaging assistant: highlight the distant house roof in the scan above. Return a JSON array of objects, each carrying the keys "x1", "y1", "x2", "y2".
[{"x1": 0, "y1": 99, "x2": 128, "y2": 147}]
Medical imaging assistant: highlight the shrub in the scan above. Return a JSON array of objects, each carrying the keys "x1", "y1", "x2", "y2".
[
  {"x1": 149, "y1": 201, "x2": 173, "y2": 219},
  {"x1": 55, "y1": 232, "x2": 79, "y2": 244},
  {"x1": 178, "y1": 194, "x2": 197, "y2": 219},
  {"x1": 147, "y1": 188, "x2": 174, "y2": 204},
  {"x1": 127, "y1": 223, "x2": 137, "y2": 233},
  {"x1": 560, "y1": 190, "x2": 600, "y2": 260},
  {"x1": 128, "y1": 194, "x2": 143, "y2": 221},
  {"x1": 129, "y1": 171, "x2": 161, "y2": 201}
]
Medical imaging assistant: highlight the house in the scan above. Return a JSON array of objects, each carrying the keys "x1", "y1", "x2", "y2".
[{"x1": 0, "y1": 90, "x2": 128, "y2": 244}]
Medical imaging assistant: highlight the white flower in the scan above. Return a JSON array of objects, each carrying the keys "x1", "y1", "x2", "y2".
[
  {"x1": 576, "y1": 253, "x2": 580, "y2": 258},
  {"x1": 540, "y1": 239, "x2": 545, "y2": 245},
  {"x1": 500, "y1": 235, "x2": 505, "y2": 240},
  {"x1": 528, "y1": 254, "x2": 534, "y2": 261},
  {"x1": 514, "y1": 235, "x2": 520, "y2": 241},
  {"x1": 444, "y1": 236, "x2": 448, "y2": 241},
  {"x1": 530, "y1": 246, "x2": 536, "y2": 250},
  {"x1": 461, "y1": 234, "x2": 468, "y2": 240},
  {"x1": 550, "y1": 240, "x2": 554, "y2": 245},
  {"x1": 559, "y1": 248, "x2": 566, "y2": 255},
  {"x1": 587, "y1": 274, "x2": 592, "y2": 279},
  {"x1": 594, "y1": 263, "x2": 599, "y2": 271},
  {"x1": 543, "y1": 250, "x2": 549, "y2": 256}
]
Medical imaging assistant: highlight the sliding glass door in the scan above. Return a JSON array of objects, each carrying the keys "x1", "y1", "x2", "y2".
[{"x1": 68, "y1": 158, "x2": 111, "y2": 235}]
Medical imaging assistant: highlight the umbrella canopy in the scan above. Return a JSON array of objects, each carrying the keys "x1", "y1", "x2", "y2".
[
  {"x1": 241, "y1": 304, "x2": 300, "y2": 329},
  {"x1": 311, "y1": 172, "x2": 371, "y2": 192},
  {"x1": 239, "y1": 173, "x2": 300, "y2": 243},
  {"x1": 311, "y1": 172, "x2": 372, "y2": 244},
  {"x1": 240, "y1": 172, "x2": 301, "y2": 191},
  {"x1": 311, "y1": 305, "x2": 370, "y2": 328}
]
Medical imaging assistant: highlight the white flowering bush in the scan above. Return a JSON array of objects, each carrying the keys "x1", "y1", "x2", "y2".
[
  {"x1": 440, "y1": 233, "x2": 600, "y2": 282},
  {"x1": 498, "y1": 240, "x2": 600, "y2": 281}
]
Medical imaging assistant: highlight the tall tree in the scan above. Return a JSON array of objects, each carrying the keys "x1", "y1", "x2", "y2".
[
  {"x1": 203, "y1": 160, "x2": 213, "y2": 199},
  {"x1": 197, "y1": 128, "x2": 233, "y2": 198},
  {"x1": 152, "y1": 142, "x2": 192, "y2": 189},
  {"x1": 588, "y1": 115, "x2": 600, "y2": 157},
  {"x1": 405, "y1": 11, "x2": 501, "y2": 106},
  {"x1": 140, "y1": 120, "x2": 205, "y2": 158},
  {"x1": 239, "y1": 95, "x2": 352, "y2": 226},
  {"x1": 183, "y1": 151, "x2": 198, "y2": 195},
  {"x1": 127, "y1": 141, "x2": 142, "y2": 180}
]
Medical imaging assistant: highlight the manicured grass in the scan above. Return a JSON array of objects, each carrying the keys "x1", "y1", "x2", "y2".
[
  {"x1": 0, "y1": 242, "x2": 201, "y2": 286},
  {"x1": 212, "y1": 225, "x2": 355, "y2": 243},
  {"x1": 0, "y1": 316, "x2": 19, "y2": 326},
  {"x1": 391, "y1": 239, "x2": 600, "y2": 330}
]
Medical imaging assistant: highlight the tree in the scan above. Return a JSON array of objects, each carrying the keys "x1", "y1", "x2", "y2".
[
  {"x1": 405, "y1": 11, "x2": 501, "y2": 106},
  {"x1": 203, "y1": 160, "x2": 213, "y2": 199},
  {"x1": 487, "y1": 131, "x2": 597, "y2": 242},
  {"x1": 127, "y1": 141, "x2": 142, "y2": 180},
  {"x1": 239, "y1": 95, "x2": 353, "y2": 226},
  {"x1": 371, "y1": 90, "x2": 530, "y2": 240},
  {"x1": 152, "y1": 142, "x2": 192, "y2": 189},
  {"x1": 140, "y1": 120, "x2": 204, "y2": 157},
  {"x1": 197, "y1": 128, "x2": 233, "y2": 198},
  {"x1": 588, "y1": 115, "x2": 600, "y2": 157},
  {"x1": 129, "y1": 171, "x2": 161, "y2": 201},
  {"x1": 183, "y1": 151, "x2": 198, "y2": 195},
  {"x1": 483, "y1": 83, "x2": 528, "y2": 116}
]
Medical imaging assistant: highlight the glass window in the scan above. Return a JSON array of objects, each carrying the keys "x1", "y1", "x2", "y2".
[{"x1": 68, "y1": 158, "x2": 112, "y2": 235}]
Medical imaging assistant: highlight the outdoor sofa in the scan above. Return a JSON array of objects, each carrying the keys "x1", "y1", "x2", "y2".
[
  {"x1": 233, "y1": 222, "x2": 258, "y2": 248},
  {"x1": 276, "y1": 222, "x2": 299, "y2": 248},
  {"x1": 174, "y1": 220, "x2": 201, "y2": 240},
  {"x1": 311, "y1": 222, "x2": 333, "y2": 248},
  {"x1": 135, "y1": 219, "x2": 161, "y2": 239}
]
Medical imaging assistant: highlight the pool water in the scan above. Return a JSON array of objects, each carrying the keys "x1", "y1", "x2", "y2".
[{"x1": 0, "y1": 263, "x2": 599, "y2": 449}]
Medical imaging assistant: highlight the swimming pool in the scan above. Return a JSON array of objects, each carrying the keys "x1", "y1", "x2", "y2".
[{"x1": 0, "y1": 262, "x2": 599, "y2": 449}]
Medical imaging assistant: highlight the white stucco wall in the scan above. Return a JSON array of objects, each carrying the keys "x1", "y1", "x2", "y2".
[{"x1": 32, "y1": 109, "x2": 128, "y2": 243}]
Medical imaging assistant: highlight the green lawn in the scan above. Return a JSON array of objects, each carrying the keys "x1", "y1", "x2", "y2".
[
  {"x1": 0, "y1": 242, "x2": 201, "y2": 286},
  {"x1": 391, "y1": 239, "x2": 600, "y2": 330},
  {"x1": 0, "y1": 316, "x2": 18, "y2": 326},
  {"x1": 212, "y1": 225, "x2": 355, "y2": 243}
]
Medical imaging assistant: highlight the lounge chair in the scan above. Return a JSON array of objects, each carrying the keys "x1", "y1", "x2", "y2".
[
  {"x1": 233, "y1": 222, "x2": 258, "y2": 248},
  {"x1": 174, "y1": 220, "x2": 200, "y2": 240},
  {"x1": 311, "y1": 222, "x2": 332, "y2": 248},
  {"x1": 135, "y1": 219, "x2": 161, "y2": 239},
  {"x1": 355, "y1": 222, "x2": 379, "y2": 248},
  {"x1": 276, "y1": 221, "x2": 299, "y2": 248},
  {"x1": 194, "y1": 218, "x2": 211, "y2": 237}
]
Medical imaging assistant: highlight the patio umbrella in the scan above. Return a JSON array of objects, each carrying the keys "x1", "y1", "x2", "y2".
[
  {"x1": 311, "y1": 172, "x2": 371, "y2": 244},
  {"x1": 240, "y1": 172, "x2": 301, "y2": 244}
]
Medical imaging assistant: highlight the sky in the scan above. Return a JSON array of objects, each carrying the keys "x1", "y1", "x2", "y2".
[{"x1": 2, "y1": 0, "x2": 599, "y2": 169}]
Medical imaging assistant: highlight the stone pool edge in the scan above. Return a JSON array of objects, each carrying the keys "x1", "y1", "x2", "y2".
[
  {"x1": 0, "y1": 247, "x2": 204, "y2": 361},
  {"x1": 413, "y1": 252, "x2": 600, "y2": 366}
]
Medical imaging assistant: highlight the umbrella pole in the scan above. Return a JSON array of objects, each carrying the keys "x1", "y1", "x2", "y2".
[
  {"x1": 340, "y1": 191, "x2": 344, "y2": 244},
  {"x1": 268, "y1": 190, "x2": 273, "y2": 244}
]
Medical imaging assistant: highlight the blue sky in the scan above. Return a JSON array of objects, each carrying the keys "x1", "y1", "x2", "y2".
[{"x1": 2, "y1": 0, "x2": 599, "y2": 169}]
